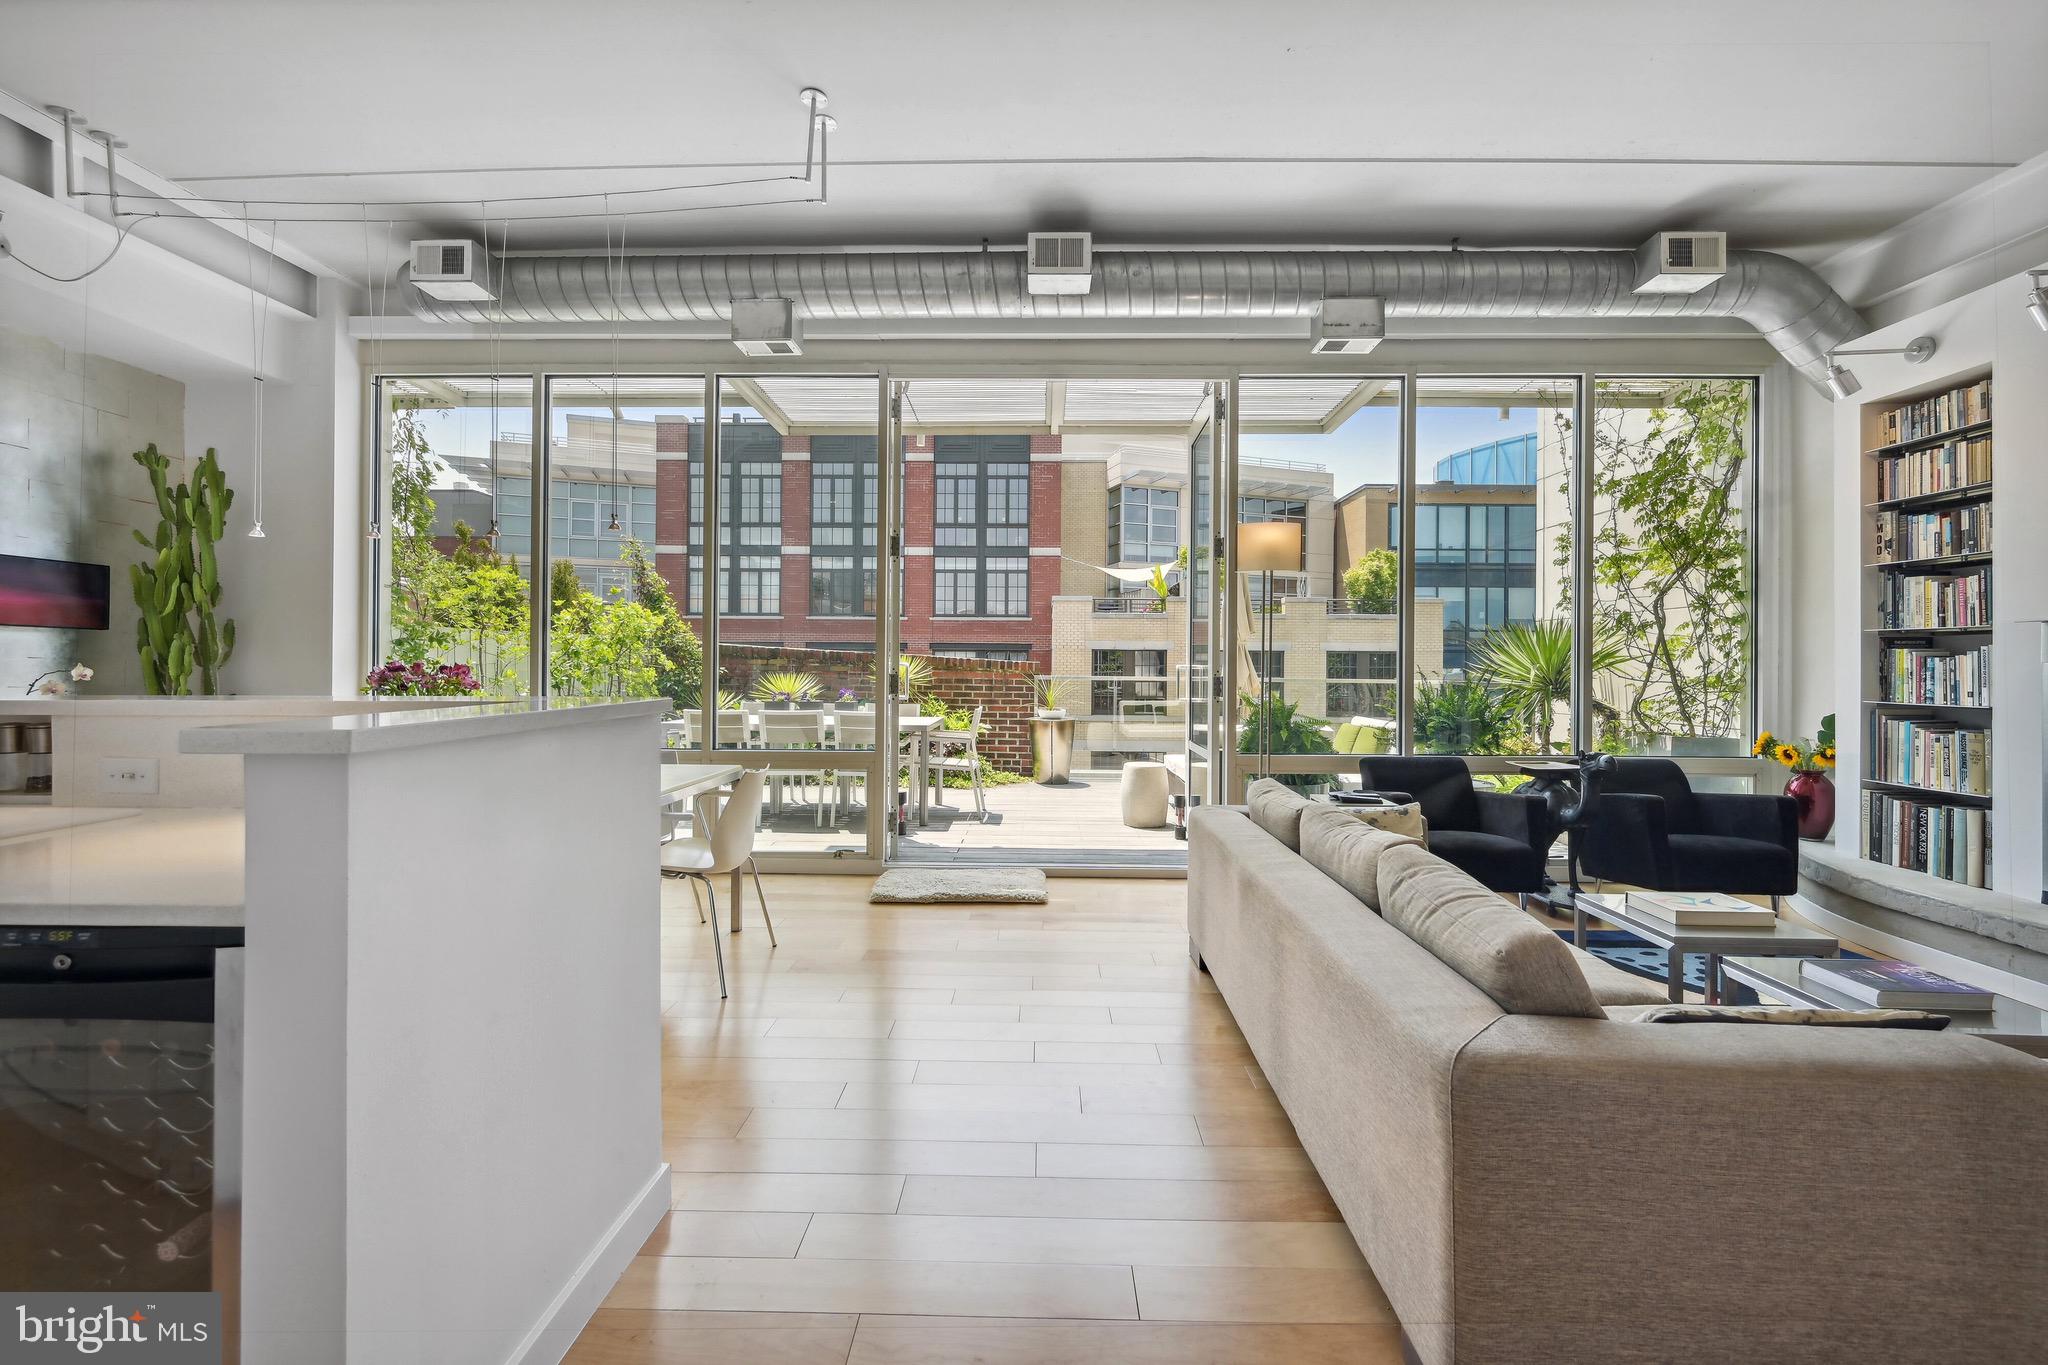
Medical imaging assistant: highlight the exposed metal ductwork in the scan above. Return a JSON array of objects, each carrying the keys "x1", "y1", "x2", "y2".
[{"x1": 399, "y1": 247, "x2": 1864, "y2": 387}]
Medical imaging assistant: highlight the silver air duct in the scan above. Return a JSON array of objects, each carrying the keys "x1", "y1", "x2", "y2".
[{"x1": 400, "y1": 247, "x2": 1863, "y2": 388}]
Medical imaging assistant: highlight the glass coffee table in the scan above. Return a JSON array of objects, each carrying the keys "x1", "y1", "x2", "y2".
[
  {"x1": 1570, "y1": 892, "x2": 1838, "y2": 1004},
  {"x1": 1720, "y1": 957, "x2": 2048, "y2": 1057}
]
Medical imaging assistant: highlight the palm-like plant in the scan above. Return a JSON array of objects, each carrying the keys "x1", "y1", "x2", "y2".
[
  {"x1": 1465, "y1": 619, "x2": 1624, "y2": 753},
  {"x1": 1146, "y1": 564, "x2": 1173, "y2": 611},
  {"x1": 750, "y1": 670, "x2": 821, "y2": 704}
]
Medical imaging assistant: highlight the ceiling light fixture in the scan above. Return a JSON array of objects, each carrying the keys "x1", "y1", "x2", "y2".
[
  {"x1": 2026, "y1": 271, "x2": 2048, "y2": 332},
  {"x1": 241, "y1": 205, "x2": 276, "y2": 539},
  {"x1": 606, "y1": 195, "x2": 624, "y2": 536},
  {"x1": 1820, "y1": 334, "x2": 1938, "y2": 402}
]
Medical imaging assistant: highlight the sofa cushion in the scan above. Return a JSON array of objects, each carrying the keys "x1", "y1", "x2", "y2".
[
  {"x1": 1247, "y1": 777, "x2": 1318, "y2": 851},
  {"x1": 1565, "y1": 944, "x2": 1670, "y2": 1007},
  {"x1": 1377, "y1": 843, "x2": 1605, "y2": 1018},
  {"x1": 1300, "y1": 807, "x2": 1424, "y2": 912}
]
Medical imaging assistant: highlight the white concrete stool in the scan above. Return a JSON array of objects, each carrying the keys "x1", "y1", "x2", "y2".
[{"x1": 1120, "y1": 761, "x2": 1171, "y2": 829}]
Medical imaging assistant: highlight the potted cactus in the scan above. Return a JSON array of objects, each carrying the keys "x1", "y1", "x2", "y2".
[{"x1": 129, "y1": 445, "x2": 238, "y2": 695}]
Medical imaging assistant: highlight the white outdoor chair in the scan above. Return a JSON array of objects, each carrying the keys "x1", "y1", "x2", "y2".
[
  {"x1": 927, "y1": 704, "x2": 987, "y2": 820},
  {"x1": 659, "y1": 769, "x2": 776, "y2": 999},
  {"x1": 833, "y1": 708, "x2": 878, "y2": 810},
  {"x1": 758, "y1": 709, "x2": 837, "y2": 826}
]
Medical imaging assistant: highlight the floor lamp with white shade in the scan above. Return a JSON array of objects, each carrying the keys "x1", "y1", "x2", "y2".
[{"x1": 1236, "y1": 520, "x2": 1303, "y2": 780}]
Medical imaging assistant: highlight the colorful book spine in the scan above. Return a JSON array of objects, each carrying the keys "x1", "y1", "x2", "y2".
[
  {"x1": 1872, "y1": 503, "x2": 1992, "y2": 562},
  {"x1": 1876, "y1": 644, "x2": 1991, "y2": 707},
  {"x1": 1866, "y1": 713, "x2": 1991, "y2": 795},
  {"x1": 1873, "y1": 435, "x2": 1991, "y2": 500},
  {"x1": 1862, "y1": 789, "x2": 1989, "y2": 887},
  {"x1": 1877, "y1": 379, "x2": 1992, "y2": 446},
  {"x1": 1877, "y1": 567, "x2": 1991, "y2": 630}
]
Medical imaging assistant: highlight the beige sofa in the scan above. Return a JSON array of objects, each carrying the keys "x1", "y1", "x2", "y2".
[{"x1": 1189, "y1": 802, "x2": 2048, "y2": 1365}]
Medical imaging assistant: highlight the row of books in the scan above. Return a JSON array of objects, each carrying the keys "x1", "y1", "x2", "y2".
[
  {"x1": 1867, "y1": 713, "x2": 1991, "y2": 795},
  {"x1": 1877, "y1": 566, "x2": 1991, "y2": 630},
  {"x1": 1873, "y1": 434, "x2": 1991, "y2": 501},
  {"x1": 1861, "y1": 790, "x2": 1988, "y2": 888},
  {"x1": 1876, "y1": 379, "x2": 1991, "y2": 447},
  {"x1": 1871, "y1": 503, "x2": 1991, "y2": 563},
  {"x1": 1876, "y1": 643, "x2": 1991, "y2": 708}
]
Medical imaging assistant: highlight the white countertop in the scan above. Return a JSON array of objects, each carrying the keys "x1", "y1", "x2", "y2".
[
  {"x1": 180, "y1": 697, "x2": 671, "y2": 756},
  {"x1": 0, "y1": 807, "x2": 244, "y2": 925}
]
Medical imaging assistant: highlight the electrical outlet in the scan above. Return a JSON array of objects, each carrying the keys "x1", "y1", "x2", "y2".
[{"x1": 97, "y1": 757, "x2": 159, "y2": 796}]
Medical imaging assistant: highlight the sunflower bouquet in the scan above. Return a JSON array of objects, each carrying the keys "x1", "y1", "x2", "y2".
[{"x1": 1752, "y1": 725, "x2": 1836, "y2": 774}]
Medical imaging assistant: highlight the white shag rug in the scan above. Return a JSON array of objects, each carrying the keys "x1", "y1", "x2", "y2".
[{"x1": 869, "y1": 866, "x2": 1049, "y2": 904}]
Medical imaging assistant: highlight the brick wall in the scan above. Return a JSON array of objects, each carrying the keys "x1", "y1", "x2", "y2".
[{"x1": 718, "y1": 643, "x2": 1038, "y2": 776}]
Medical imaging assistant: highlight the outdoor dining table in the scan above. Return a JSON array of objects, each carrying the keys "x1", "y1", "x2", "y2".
[{"x1": 677, "y1": 710, "x2": 949, "y2": 828}]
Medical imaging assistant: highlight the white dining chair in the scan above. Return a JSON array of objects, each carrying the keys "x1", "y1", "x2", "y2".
[
  {"x1": 659, "y1": 769, "x2": 776, "y2": 998},
  {"x1": 832, "y1": 708, "x2": 878, "y2": 810},
  {"x1": 927, "y1": 704, "x2": 988, "y2": 819},
  {"x1": 758, "y1": 709, "x2": 836, "y2": 825}
]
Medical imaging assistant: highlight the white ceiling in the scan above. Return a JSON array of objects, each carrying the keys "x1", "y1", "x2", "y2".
[{"x1": 4, "y1": 0, "x2": 2045, "y2": 301}]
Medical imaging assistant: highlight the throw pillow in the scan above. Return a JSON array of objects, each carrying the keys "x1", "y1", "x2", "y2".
[
  {"x1": 1634, "y1": 1004, "x2": 1951, "y2": 1030},
  {"x1": 1376, "y1": 843, "x2": 1605, "y2": 1018},
  {"x1": 1300, "y1": 808, "x2": 1423, "y2": 911},
  {"x1": 1247, "y1": 777, "x2": 1318, "y2": 851}
]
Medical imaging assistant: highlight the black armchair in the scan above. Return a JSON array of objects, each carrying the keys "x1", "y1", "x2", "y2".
[
  {"x1": 1358, "y1": 755, "x2": 1556, "y2": 893},
  {"x1": 1574, "y1": 758, "x2": 1798, "y2": 898}
]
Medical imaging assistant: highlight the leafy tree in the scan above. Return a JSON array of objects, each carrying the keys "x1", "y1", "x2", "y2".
[
  {"x1": 1411, "y1": 676, "x2": 1519, "y2": 755},
  {"x1": 619, "y1": 538, "x2": 702, "y2": 707},
  {"x1": 548, "y1": 559, "x2": 584, "y2": 615},
  {"x1": 1554, "y1": 380, "x2": 1753, "y2": 746},
  {"x1": 1342, "y1": 548, "x2": 1399, "y2": 614},
  {"x1": 385, "y1": 401, "x2": 461, "y2": 664},
  {"x1": 548, "y1": 587, "x2": 663, "y2": 697},
  {"x1": 1466, "y1": 618, "x2": 1625, "y2": 753}
]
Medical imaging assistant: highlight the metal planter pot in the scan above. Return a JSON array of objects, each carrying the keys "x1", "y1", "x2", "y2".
[{"x1": 1031, "y1": 716, "x2": 1074, "y2": 784}]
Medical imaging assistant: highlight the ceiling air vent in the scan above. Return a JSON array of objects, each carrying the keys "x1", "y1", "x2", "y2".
[
  {"x1": 1632, "y1": 231, "x2": 1728, "y2": 294},
  {"x1": 731, "y1": 298, "x2": 803, "y2": 357},
  {"x1": 408, "y1": 239, "x2": 495, "y2": 301},
  {"x1": 1309, "y1": 298, "x2": 1386, "y2": 355},
  {"x1": 1026, "y1": 232, "x2": 1093, "y2": 295}
]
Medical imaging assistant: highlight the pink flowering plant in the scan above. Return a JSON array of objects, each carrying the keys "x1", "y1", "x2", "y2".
[{"x1": 363, "y1": 659, "x2": 484, "y2": 698}]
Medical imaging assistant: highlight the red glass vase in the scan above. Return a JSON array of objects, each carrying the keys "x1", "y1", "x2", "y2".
[{"x1": 1785, "y1": 771, "x2": 1835, "y2": 841}]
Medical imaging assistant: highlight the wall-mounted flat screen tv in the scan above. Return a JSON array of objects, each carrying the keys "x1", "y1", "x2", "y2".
[{"x1": 0, "y1": 553, "x2": 112, "y2": 629}]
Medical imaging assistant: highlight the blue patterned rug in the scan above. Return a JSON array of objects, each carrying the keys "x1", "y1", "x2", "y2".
[{"x1": 1564, "y1": 929, "x2": 1871, "y2": 1004}]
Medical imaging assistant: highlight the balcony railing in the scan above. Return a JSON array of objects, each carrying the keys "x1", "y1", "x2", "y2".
[{"x1": 1090, "y1": 596, "x2": 1175, "y2": 614}]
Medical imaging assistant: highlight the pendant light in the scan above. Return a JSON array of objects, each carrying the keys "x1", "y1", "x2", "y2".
[
  {"x1": 361, "y1": 204, "x2": 382, "y2": 542},
  {"x1": 606, "y1": 194, "x2": 624, "y2": 535},
  {"x1": 485, "y1": 204, "x2": 503, "y2": 546},
  {"x1": 242, "y1": 207, "x2": 275, "y2": 539}
]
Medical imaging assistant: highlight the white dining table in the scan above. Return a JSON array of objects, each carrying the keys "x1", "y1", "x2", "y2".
[
  {"x1": 662, "y1": 714, "x2": 950, "y2": 828},
  {"x1": 658, "y1": 761, "x2": 749, "y2": 926}
]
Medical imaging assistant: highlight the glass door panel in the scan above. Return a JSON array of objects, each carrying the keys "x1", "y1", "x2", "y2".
[
  {"x1": 1233, "y1": 376, "x2": 1405, "y2": 788},
  {"x1": 541, "y1": 376, "x2": 704, "y2": 715},
  {"x1": 1410, "y1": 377, "x2": 1577, "y2": 756},
  {"x1": 1184, "y1": 391, "x2": 1217, "y2": 805},
  {"x1": 372, "y1": 377, "x2": 536, "y2": 696},
  {"x1": 712, "y1": 376, "x2": 886, "y2": 859}
]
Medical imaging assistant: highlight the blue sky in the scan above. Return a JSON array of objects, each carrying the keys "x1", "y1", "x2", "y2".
[{"x1": 1238, "y1": 403, "x2": 1540, "y2": 495}]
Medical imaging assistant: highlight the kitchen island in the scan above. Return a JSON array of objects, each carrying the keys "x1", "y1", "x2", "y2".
[{"x1": 179, "y1": 697, "x2": 670, "y2": 1365}]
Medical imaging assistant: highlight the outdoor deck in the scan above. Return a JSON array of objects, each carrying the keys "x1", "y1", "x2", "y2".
[{"x1": 749, "y1": 767, "x2": 1187, "y2": 867}]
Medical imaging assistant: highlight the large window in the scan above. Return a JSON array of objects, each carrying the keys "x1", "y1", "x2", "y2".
[
  {"x1": 1110, "y1": 485, "x2": 1180, "y2": 563},
  {"x1": 1092, "y1": 648, "x2": 1168, "y2": 717},
  {"x1": 1411, "y1": 378, "x2": 1574, "y2": 754},
  {"x1": 1587, "y1": 378, "x2": 1756, "y2": 755},
  {"x1": 372, "y1": 377, "x2": 538, "y2": 697},
  {"x1": 930, "y1": 435, "x2": 1034, "y2": 617},
  {"x1": 809, "y1": 435, "x2": 881, "y2": 616}
]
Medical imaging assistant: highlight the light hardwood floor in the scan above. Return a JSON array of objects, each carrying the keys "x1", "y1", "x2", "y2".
[{"x1": 566, "y1": 875, "x2": 1404, "y2": 1365}]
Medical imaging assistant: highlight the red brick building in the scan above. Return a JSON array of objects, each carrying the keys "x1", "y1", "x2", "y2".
[{"x1": 653, "y1": 420, "x2": 1067, "y2": 671}]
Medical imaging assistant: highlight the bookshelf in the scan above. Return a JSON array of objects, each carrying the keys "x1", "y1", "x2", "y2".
[{"x1": 1859, "y1": 373, "x2": 1993, "y2": 889}]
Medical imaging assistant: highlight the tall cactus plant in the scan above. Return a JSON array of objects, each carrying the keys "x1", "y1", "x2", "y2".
[{"x1": 130, "y1": 444, "x2": 238, "y2": 695}]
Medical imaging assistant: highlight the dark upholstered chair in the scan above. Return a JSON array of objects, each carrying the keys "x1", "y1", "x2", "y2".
[
  {"x1": 1357, "y1": 755, "x2": 1555, "y2": 893},
  {"x1": 1574, "y1": 758, "x2": 1798, "y2": 901}
]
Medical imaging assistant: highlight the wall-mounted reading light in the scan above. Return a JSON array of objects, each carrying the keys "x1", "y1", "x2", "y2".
[
  {"x1": 1820, "y1": 334, "x2": 1937, "y2": 402},
  {"x1": 2026, "y1": 272, "x2": 2048, "y2": 332}
]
